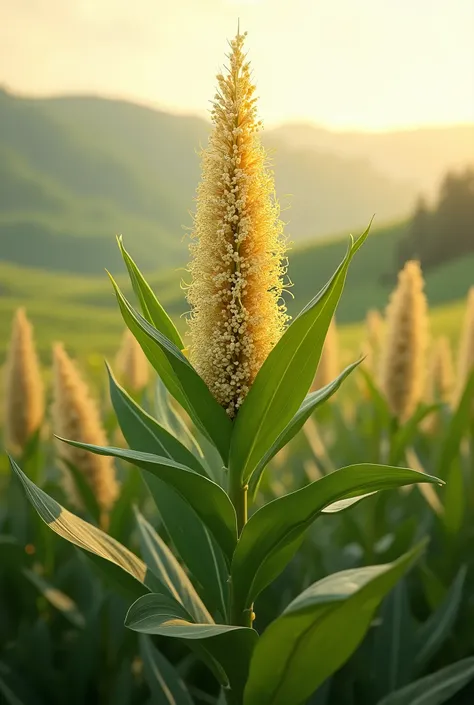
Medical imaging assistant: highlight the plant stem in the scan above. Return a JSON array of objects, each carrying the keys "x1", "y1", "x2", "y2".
[
  {"x1": 229, "y1": 473, "x2": 254, "y2": 628},
  {"x1": 230, "y1": 475, "x2": 248, "y2": 536}
]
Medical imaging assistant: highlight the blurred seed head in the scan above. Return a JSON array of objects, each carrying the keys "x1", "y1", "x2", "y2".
[
  {"x1": 455, "y1": 286, "x2": 474, "y2": 403},
  {"x1": 4, "y1": 308, "x2": 44, "y2": 454},
  {"x1": 52, "y1": 343, "x2": 119, "y2": 516},
  {"x1": 186, "y1": 31, "x2": 288, "y2": 418},
  {"x1": 115, "y1": 329, "x2": 149, "y2": 393},
  {"x1": 312, "y1": 318, "x2": 339, "y2": 391},
  {"x1": 379, "y1": 261, "x2": 429, "y2": 421}
]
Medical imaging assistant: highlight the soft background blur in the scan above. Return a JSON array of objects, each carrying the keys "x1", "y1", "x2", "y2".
[{"x1": 1, "y1": 0, "x2": 473, "y2": 364}]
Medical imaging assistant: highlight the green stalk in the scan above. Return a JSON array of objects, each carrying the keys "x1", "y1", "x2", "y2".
[{"x1": 229, "y1": 473, "x2": 253, "y2": 628}]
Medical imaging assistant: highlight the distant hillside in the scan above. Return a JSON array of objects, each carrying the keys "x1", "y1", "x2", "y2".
[
  {"x1": 1, "y1": 219, "x2": 473, "y2": 367},
  {"x1": 271, "y1": 123, "x2": 474, "y2": 195},
  {"x1": 3, "y1": 88, "x2": 465, "y2": 275}
]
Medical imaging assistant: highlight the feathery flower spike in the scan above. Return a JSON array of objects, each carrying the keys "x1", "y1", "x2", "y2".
[
  {"x1": 379, "y1": 261, "x2": 429, "y2": 421},
  {"x1": 52, "y1": 343, "x2": 119, "y2": 521},
  {"x1": 187, "y1": 30, "x2": 288, "y2": 417},
  {"x1": 4, "y1": 308, "x2": 44, "y2": 454}
]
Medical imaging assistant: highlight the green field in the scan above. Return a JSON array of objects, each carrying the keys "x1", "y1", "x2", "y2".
[{"x1": 0, "y1": 219, "x2": 472, "y2": 369}]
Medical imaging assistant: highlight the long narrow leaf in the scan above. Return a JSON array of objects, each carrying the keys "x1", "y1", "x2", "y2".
[
  {"x1": 109, "y1": 369, "x2": 229, "y2": 618},
  {"x1": 8, "y1": 456, "x2": 157, "y2": 601},
  {"x1": 57, "y1": 440, "x2": 238, "y2": 563},
  {"x1": 109, "y1": 274, "x2": 232, "y2": 462},
  {"x1": 126, "y1": 593, "x2": 257, "y2": 703},
  {"x1": 230, "y1": 224, "x2": 371, "y2": 485},
  {"x1": 377, "y1": 657, "x2": 474, "y2": 705},
  {"x1": 139, "y1": 635, "x2": 194, "y2": 705},
  {"x1": 118, "y1": 236, "x2": 183, "y2": 349},
  {"x1": 232, "y1": 464, "x2": 442, "y2": 617},
  {"x1": 415, "y1": 566, "x2": 466, "y2": 671},
  {"x1": 249, "y1": 359, "x2": 362, "y2": 497},
  {"x1": 135, "y1": 508, "x2": 213, "y2": 625},
  {"x1": 244, "y1": 544, "x2": 424, "y2": 705}
]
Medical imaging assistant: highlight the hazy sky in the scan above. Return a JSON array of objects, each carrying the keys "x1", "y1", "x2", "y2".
[{"x1": 1, "y1": 0, "x2": 474, "y2": 130}]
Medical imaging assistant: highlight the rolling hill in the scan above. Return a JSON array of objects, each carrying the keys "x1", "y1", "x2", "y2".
[
  {"x1": 0, "y1": 220, "x2": 472, "y2": 367},
  {"x1": 2, "y1": 88, "x2": 472, "y2": 275}
]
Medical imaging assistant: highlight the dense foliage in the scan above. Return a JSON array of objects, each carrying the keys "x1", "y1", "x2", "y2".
[{"x1": 398, "y1": 169, "x2": 474, "y2": 270}]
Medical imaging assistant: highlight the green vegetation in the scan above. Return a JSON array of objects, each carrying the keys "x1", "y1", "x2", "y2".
[
  {"x1": 2, "y1": 88, "x2": 472, "y2": 276},
  {"x1": 1, "y1": 218, "x2": 472, "y2": 367}
]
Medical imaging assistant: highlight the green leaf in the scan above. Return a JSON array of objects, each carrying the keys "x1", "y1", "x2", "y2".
[
  {"x1": 232, "y1": 464, "x2": 441, "y2": 616},
  {"x1": 139, "y1": 635, "x2": 194, "y2": 705},
  {"x1": 373, "y1": 580, "x2": 415, "y2": 698},
  {"x1": 389, "y1": 405, "x2": 440, "y2": 465},
  {"x1": 126, "y1": 593, "x2": 257, "y2": 703},
  {"x1": 415, "y1": 566, "x2": 466, "y2": 672},
  {"x1": 134, "y1": 508, "x2": 213, "y2": 625},
  {"x1": 63, "y1": 459, "x2": 102, "y2": 525},
  {"x1": 109, "y1": 369, "x2": 229, "y2": 618},
  {"x1": 109, "y1": 274, "x2": 232, "y2": 462},
  {"x1": 8, "y1": 456, "x2": 156, "y2": 601},
  {"x1": 249, "y1": 359, "x2": 362, "y2": 499},
  {"x1": 154, "y1": 376, "x2": 205, "y2": 462},
  {"x1": 230, "y1": 224, "x2": 371, "y2": 485},
  {"x1": 57, "y1": 440, "x2": 238, "y2": 563},
  {"x1": 243, "y1": 544, "x2": 424, "y2": 705},
  {"x1": 118, "y1": 236, "x2": 183, "y2": 349},
  {"x1": 107, "y1": 364, "x2": 206, "y2": 475},
  {"x1": 23, "y1": 568, "x2": 85, "y2": 629},
  {"x1": 377, "y1": 656, "x2": 474, "y2": 705}
]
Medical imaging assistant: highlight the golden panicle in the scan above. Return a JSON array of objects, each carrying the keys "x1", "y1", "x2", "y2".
[
  {"x1": 115, "y1": 329, "x2": 150, "y2": 392},
  {"x1": 426, "y1": 336, "x2": 454, "y2": 404},
  {"x1": 186, "y1": 31, "x2": 288, "y2": 417},
  {"x1": 379, "y1": 261, "x2": 429, "y2": 421},
  {"x1": 312, "y1": 318, "x2": 339, "y2": 391},
  {"x1": 52, "y1": 343, "x2": 119, "y2": 516},
  {"x1": 4, "y1": 308, "x2": 44, "y2": 454},
  {"x1": 455, "y1": 286, "x2": 474, "y2": 403}
]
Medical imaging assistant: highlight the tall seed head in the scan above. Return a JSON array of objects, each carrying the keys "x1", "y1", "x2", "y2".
[
  {"x1": 115, "y1": 329, "x2": 150, "y2": 392},
  {"x1": 455, "y1": 286, "x2": 474, "y2": 403},
  {"x1": 186, "y1": 31, "x2": 288, "y2": 417},
  {"x1": 312, "y1": 318, "x2": 339, "y2": 391},
  {"x1": 52, "y1": 343, "x2": 119, "y2": 515},
  {"x1": 379, "y1": 261, "x2": 429, "y2": 421},
  {"x1": 4, "y1": 308, "x2": 44, "y2": 454}
]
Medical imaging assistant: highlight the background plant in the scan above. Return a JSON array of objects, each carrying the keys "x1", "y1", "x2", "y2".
[{"x1": 1, "y1": 29, "x2": 473, "y2": 705}]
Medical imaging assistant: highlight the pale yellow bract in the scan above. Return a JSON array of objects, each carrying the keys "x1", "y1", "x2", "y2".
[
  {"x1": 52, "y1": 343, "x2": 119, "y2": 520},
  {"x1": 187, "y1": 31, "x2": 287, "y2": 418},
  {"x1": 379, "y1": 261, "x2": 429, "y2": 421}
]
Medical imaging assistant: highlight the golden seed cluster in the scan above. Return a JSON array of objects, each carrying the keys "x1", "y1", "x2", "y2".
[
  {"x1": 3, "y1": 308, "x2": 44, "y2": 454},
  {"x1": 187, "y1": 31, "x2": 288, "y2": 417},
  {"x1": 52, "y1": 343, "x2": 119, "y2": 519},
  {"x1": 379, "y1": 261, "x2": 429, "y2": 421}
]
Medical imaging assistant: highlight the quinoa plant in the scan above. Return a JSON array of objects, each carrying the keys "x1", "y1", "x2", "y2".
[{"x1": 9, "y1": 31, "x2": 443, "y2": 705}]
